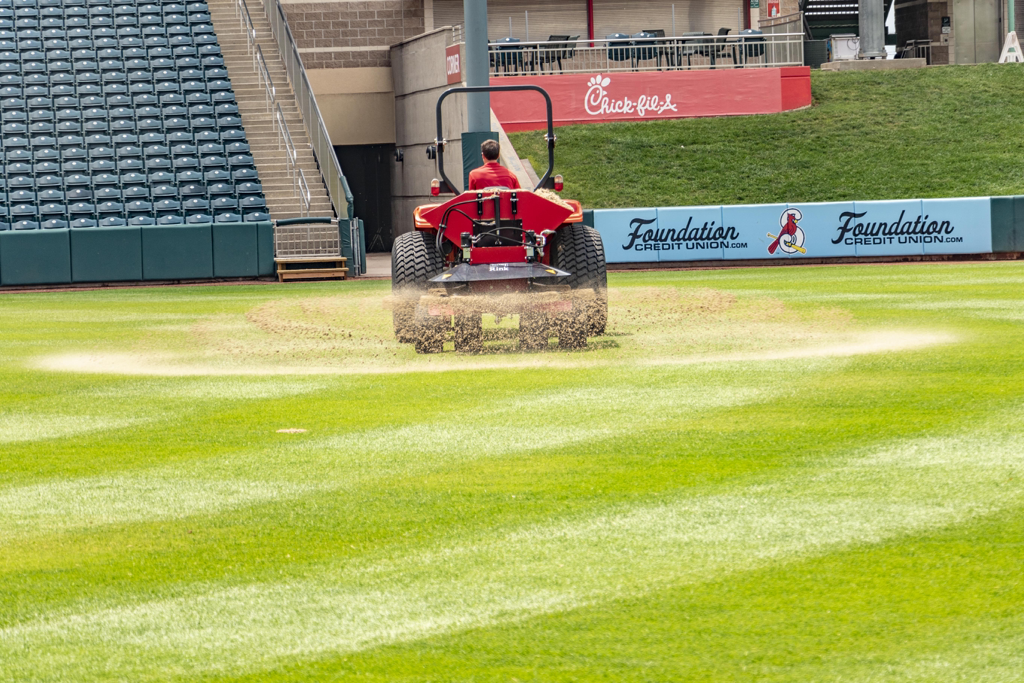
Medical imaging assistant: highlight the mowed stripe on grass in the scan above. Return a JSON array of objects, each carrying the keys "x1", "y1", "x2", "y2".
[
  {"x1": 0, "y1": 263, "x2": 1023, "y2": 681},
  {"x1": 1, "y1": 427, "x2": 1021, "y2": 680}
]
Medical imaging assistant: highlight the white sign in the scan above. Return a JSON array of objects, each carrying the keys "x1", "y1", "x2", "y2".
[
  {"x1": 999, "y1": 31, "x2": 1023, "y2": 63},
  {"x1": 584, "y1": 75, "x2": 678, "y2": 118}
]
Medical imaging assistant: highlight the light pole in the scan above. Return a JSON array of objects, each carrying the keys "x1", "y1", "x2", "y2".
[
  {"x1": 461, "y1": 0, "x2": 497, "y2": 188},
  {"x1": 858, "y1": 0, "x2": 886, "y2": 59}
]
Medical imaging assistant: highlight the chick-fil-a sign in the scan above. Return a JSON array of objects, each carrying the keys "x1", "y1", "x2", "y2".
[
  {"x1": 584, "y1": 74, "x2": 678, "y2": 117},
  {"x1": 490, "y1": 67, "x2": 811, "y2": 132}
]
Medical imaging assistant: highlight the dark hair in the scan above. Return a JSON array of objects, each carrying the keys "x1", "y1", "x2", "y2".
[{"x1": 481, "y1": 139, "x2": 500, "y2": 161}]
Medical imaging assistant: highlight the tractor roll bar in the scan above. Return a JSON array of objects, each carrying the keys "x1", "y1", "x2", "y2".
[{"x1": 434, "y1": 84, "x2": 556, "y2": 194}]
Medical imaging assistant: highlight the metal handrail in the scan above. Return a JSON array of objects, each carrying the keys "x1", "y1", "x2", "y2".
[
  {"x1": 297, "y1": 167, "x2": 311, "y2": 216},
  {"x1": 255, "y1": 45, "x2": 275, "y2": 111},
  {"x1": 274, "y1": 101, "x2": 297, "y2": 183},
  {"x1": 235, "y1": 0, "x2": 257, "y2": 56},
  {"x1": 260, "y1": 0, "x2": 353, "y2": 223}
]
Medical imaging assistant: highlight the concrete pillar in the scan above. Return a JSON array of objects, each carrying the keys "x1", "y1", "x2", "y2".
[
  {"x1": 859, "y1": 0, "x2": 887, "y2": 58},
  {"x1": 464, "y1": 0, "x2": 490, "y2": 133}
]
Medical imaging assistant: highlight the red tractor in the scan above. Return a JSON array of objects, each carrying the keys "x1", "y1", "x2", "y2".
[{"x1": 391, "y1": 85, "x2": 608, "y2": 353}]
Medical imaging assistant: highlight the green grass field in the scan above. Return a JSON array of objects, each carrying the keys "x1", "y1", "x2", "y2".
[
  {"x1": 510, "y1": 65, "x2": 1024, "y2": 208},
  {"x1": 2, "y1": 262, "x2": 1024, "y2": 681}
]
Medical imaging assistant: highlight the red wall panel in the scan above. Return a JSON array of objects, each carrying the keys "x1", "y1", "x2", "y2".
[{"x1": 491, "y1": 67, "x2": 811, "y2": 131}]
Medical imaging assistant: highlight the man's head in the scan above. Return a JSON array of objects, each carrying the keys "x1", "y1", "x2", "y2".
[{"x1": 481, "y1": 139, "x2": 500, "y2": 162}]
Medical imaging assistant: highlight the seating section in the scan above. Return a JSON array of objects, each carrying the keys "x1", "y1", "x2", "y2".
[{"x1": 0, "y1": 0, "x2": 271, "y2": 232}]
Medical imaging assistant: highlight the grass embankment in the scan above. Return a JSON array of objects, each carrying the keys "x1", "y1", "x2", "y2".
[
  {"x1": 1, "y1": 264, "x2": 1024, "y2": 680},
  {"x1": 510, "y1": 64, "x2": 1024, "y2": 208}
]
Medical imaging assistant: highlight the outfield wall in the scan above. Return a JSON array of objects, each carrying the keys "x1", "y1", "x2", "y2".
[
  {"x1": 584, "y1": 196, "x2": 1024, "y2": 264},
  {"x1": 0, "y1": 223, "x2": 276, "y2": 288}
]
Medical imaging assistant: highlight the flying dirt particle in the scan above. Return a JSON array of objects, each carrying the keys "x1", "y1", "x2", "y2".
[{"x1": 276, "y1": 429, "x2": 307, "y2": 434}]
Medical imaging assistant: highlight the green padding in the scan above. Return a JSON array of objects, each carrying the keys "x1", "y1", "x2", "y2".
[
  {"x1": 257, "y1": 221, "x2": 274, "y2": 276},
  {"x1": 358, "y1": 218, "x2": 367, "y2": 274},
  {"x1": 0, "y1": 229, "x2": 71, "y2": 286},
  {"x1": 276, "y1": 217, "x2": 333, "y2": 226},
  {"x1": 71, "y1": 226, "x2": 143, "y2": 283},
  {"x1": 990, "y1": 196, "x2": 1015, "y2": 252},
  {"x1": 142, "y1": 224, "x2": 213, "y2": 280},
  {"x1": 212, "y1": 222, "x2": 258, "y2": 277},
  {"x1": 1012, "y1": 196, "x2": 1024, "y2": 252},
  {"x1": 582, "y1": 209, "x2": 594, "y2": 226},
  {"x1": 461, "y1": 130, "x2": 499, "y2": 190}
]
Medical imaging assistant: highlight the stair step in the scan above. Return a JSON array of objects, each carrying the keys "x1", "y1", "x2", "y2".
[{"x1": 209, "y1": 3, "x2": 337, "y2": 223}]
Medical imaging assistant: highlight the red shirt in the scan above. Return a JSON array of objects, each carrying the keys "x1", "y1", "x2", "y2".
[{"x1": 468, "y1": 161, "x2": 521, "y2": 191}]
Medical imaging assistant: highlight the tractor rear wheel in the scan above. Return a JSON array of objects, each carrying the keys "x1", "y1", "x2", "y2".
[
  {"x1": 453, "y1": 313, "x2": 483, "y2": 353},
  {"x1": 392, "y1": 230, "x2": 444, "y2": 344},
  {"x1": 553, "y1": 223, "x2": 608, "y2": 343}
]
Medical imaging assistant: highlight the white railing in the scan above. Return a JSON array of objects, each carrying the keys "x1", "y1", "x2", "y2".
[
  {"x1": 296, "y1": 167, "x2": 311, "y2": 216},
  {"x1": 275, "y1": 220, "x2": 341, "y2": 258},
  {"x1": 260, "y1": 0, "x2": 354, "y2": 224},
  {"x1": 236, "y1": 0, "x2": 257, "y2": 56},
  {"x1": 274, "y1": 102, "x2": 296, "y2": 172},
  {"x1": 483, "y1": 32, "x2": 804, "y2": 76},
  {"x1": 255, "y1": 45, "x2": 275, "y2": 111}
]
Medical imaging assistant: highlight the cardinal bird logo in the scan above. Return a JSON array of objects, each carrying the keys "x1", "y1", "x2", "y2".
[{"x1": 767, "y1": 209, "x2": 807, "y2": 255}]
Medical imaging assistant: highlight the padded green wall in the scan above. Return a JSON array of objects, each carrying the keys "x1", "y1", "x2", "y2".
[
  {"x1": 0, "y1": 230, "x2": 72, "y2": 286},
  {"x1": 257, "y1": 221, "x2": 275, "y2": 276},
  {"x1": 142, "y1": 224, "x2": 214, "y2": 280},
  {"x1": 71, "y1": 227, "x2": 143, "y2": 283},
  {"x1": 212, "y1": 223, "x2": 258, "y2": 277}
]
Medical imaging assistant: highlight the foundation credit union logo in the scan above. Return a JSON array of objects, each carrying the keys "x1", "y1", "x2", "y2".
[
  {"x1": 584, "y1": 74, "x2": 678, "y2": 117},
  {"x1": 768, "y1": 208, "x2": 807, "y2": 255}
]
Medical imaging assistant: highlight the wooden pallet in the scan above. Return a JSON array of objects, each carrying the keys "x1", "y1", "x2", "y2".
[{"x1": 276, "y1": 256, "x2": 348, "y2": 282}]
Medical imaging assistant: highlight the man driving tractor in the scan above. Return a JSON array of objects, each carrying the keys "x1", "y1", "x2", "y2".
[{"x1": 468, "y1": 139, "x2": 521, "y2": 190}]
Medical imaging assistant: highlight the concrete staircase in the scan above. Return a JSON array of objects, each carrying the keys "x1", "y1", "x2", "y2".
[{"x1": 206, "y1": 0, "x2": 335, "y2": 220}]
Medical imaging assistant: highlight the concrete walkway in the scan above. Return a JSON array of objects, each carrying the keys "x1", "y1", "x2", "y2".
[{"x1": 365, "y1": 253, "x2": 392, "y2": 278}]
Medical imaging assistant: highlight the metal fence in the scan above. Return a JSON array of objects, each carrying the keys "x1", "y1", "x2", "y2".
[
  {"x1": 899, "y1": 40, "x2": 932, "y2": 64},
  {"x1": 482, "y1": 33, "x2": 804, "y2": 77},
  {"x1": 274, "y1": 220, "x2": 341, "y2": 258}
]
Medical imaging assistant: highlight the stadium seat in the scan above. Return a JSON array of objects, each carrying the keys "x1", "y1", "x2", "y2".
[{"x1": 0, "y1": 9, "x2": 267, "y2": 267}]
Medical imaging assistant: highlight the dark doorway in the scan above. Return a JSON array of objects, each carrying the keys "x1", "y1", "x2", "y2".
[{"x1": 334, "y1": 144, "x2": 395, "y2": 252}]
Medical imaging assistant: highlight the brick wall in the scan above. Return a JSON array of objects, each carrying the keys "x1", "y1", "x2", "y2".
[
  {"x1": 283, "y1": 0, "x2": 425, "y2": 69},
  {"x1": 759, "y1": 0, "x2": 800, "y2": 23},
  {"x1": 895, "y1": 0, "x2": 949, "y2": 65}
]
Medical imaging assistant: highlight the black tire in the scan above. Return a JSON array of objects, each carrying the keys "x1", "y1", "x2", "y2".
[
  {"x1": 553, "y1": 224, "x2": 608, "y2": 339},
  {"x1": 453, "y1": 313, "x2": 482, "y2": 353},
  {"x1": 392, "y1": 230, "x2": 444, "y2": 343}
]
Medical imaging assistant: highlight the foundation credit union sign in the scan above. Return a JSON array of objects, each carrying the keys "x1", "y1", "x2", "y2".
[{"x1": 445, "y1": 44, "x2": 462, "y2": 85}]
